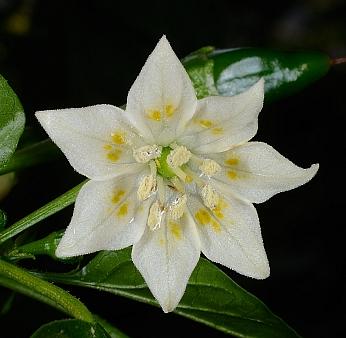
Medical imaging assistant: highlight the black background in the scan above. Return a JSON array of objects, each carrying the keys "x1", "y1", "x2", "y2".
[{"x1": 1, "y1": 0, "x2": 346, "y2": 337}]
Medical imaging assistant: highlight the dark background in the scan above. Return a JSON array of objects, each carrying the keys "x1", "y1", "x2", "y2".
[{"x1": 1, "y1": 0, "x2": 346, "y2": 337}]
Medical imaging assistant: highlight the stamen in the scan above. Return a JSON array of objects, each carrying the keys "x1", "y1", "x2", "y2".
[
  {"x1": 170, "y1": 176, "x2": 185, "y2": 193},
  {"x1": 137, "y1": 175, "x2": 157, "y2": 201},
  {"x1": 156, "y1": 175, "x2": 166, "y2": 204},
  {"x1": 169, "y1": 194, "x2": 187, "y2": 220},
  {"x1": 201, "y1": 184, "x2": 220, "y2": 210},
  {"x1": 199, "y1": 159, "x2": 221, "y2": 176},
  {"x1": 133, "y1": 145, "x2": 162, "y2": 163},
  {"x1": 147, "y1": 200, "x2": 165, "y2": 231},
  {"x1": 167, "y1": 146, "x2": 191, "y2": 168},
  {"x1": 171, "y1": 166, "x2": 187, "y2": 181}
]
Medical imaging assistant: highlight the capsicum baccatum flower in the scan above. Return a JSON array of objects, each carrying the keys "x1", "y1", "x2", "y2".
[{"x1": 35, "y1": 36, "x2": 319, "y2": 313}]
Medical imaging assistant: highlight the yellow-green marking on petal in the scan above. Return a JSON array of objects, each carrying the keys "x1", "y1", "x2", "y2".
[
  {"x1": 111, "y1": 132, "x2": 126, "y2": 145},
  {"x1": 225, "y1": 158, "x2": 239, "y2": 166},
  {"x1": 107, "y1": 149, "x2": 122, "y2": 162},
  {"x1": 169, "y1": 221, "x2": 182, "y2": 239},
  {"x1": 112, "y1": 190, "x2": 125, "y2": 204},
  {"x1": 227, "y1": 170, "x2": 238, "y2": 180},
  {"x1": 147, "y1": 109, "x2": 162, "y2": 121},
  {"x1": 117, "y1": 203, "x2": 128, "y2": 217}
]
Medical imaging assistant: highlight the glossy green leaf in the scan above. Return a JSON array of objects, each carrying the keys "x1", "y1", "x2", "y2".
[
  {"x1": 184, "y1": 47, "x2": 330, "y2": 101},
  {"x1": 31, "y1": 319, "x2": 110, "y2": 338},
  {"x1": 39, "y1": 249, "x2": 301, "y2": 338},
  {"x1": 0, "y1": 74, "x2": 25, "y2": 168}
]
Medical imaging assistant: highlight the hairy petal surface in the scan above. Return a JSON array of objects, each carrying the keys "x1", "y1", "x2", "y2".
[
  {"x1": 179, "y1": 79, "x2": 264, "y2": 153},
  {"x1": 56, "y1": 173, "x2": 151, "y2": 257},
  {"x1": 126, "y1": 36, "x2": 197, "y2": 145},
  {"x1": 208, "y1": 141, "x2": 319, "y2": 203},
  {"x1": 132, "y1": 212, "x2": 200, "y2": 312},
  {"x1": 187, "y1": 193, "x2": 269, "y2": 279},
  {"x1": 36, "y1": 105, "x2": 145, "y2": 180}
]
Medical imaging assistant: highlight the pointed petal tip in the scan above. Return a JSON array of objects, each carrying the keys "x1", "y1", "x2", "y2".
[
  {"x1": 55, "y1": 241, "x2": 83, "y2": 258},
  {"x1": 35, "y1": 110, "x2": 49, "y2": 125},
  {"x1": 246, "y1": 261, "x2": 270, "y2": 280},
  {"x1": 161, "y1": 300, "x2": 177, "y2": 314},
  {"x1": 152, "y1": 34, "x2": 175, "y2": 58}
]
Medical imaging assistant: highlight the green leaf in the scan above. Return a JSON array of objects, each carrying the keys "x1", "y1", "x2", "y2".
[
  {"x1": 0, "y1": 74, "x2": 25, "y2": 168},
  {"x1": 184, "y1": 47, "x2": 330, "y2": 101},
  {"x1": 39, "y1": 249, "x2": 301, "y2": 338},
  {"x1": 31, "y1": 319, "x2": 110, "y2": 338}
]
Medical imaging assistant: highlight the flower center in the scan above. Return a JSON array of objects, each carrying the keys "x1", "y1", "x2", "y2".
[{"x1": 155, "y1": 145, "x2": 192, "y2": 180}]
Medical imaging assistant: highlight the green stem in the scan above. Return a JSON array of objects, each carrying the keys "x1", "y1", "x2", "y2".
[
  {"x1": 0, "y1": 139, "x2": 61, "y2": 175},
  {"x1": 0, "y1": 181, "x2": 86, "y2": 245},
  {"x1": 0, "y1": 259, "x2": 94, "y2": 322}
]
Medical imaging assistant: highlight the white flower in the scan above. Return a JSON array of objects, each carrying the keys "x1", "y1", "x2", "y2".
[{"x1": 35, "y1": 36, "x2": 319, "y2": 313}]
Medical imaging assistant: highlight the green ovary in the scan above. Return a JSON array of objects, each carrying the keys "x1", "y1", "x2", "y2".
[{"x1": 156, "y1": 147, "x2": 176, "y2": 179}]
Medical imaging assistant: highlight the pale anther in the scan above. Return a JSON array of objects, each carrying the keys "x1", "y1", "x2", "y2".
[
  {"x1": 133, "y1": 145, "x2": 162, "y2": 163},
  {"x1": 147, "y1": 200, "x2": 164, "y2": 231},
  {"x1": 170, "y1": 176, "x2": 185, "y2": 193},
  {"x1": 199, "y1": 159, "x2": 221, "y2": 176},
  {"x1": 201, "y1": 184, "x2": 220, "y2": 210},
  {"x1": 169, "y1": 194, "x2": 187, "y2": 220},
  {"x1": 137, "y1": 175, "x2": 157, "y2": 201},
  {"x1": 167, "y1": 146, "x2": 191, "y2": 168}
]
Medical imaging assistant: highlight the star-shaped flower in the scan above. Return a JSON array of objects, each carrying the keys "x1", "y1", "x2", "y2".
[{"x1": 36, "y1": 36, "x2": 318, "y2": 313}]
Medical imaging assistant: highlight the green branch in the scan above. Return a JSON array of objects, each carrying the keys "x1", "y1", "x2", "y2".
[
  {"x1": 0, "y1": 259, "x2": 94, "y2": 322},
  {"x1": 0, "y1": 181, "x2": 85, "y2": 245}
]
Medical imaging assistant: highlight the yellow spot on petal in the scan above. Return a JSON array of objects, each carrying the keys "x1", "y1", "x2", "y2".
[
  {"x1": 197, "y1": 119, "x2": 214, "y2": 128},
  {"x1": 213, "y1": 199, "x2": 228, "y2": 219},
  {"x1": 103, "y1": 144, "x2": 112, "y2": 150},
  {"x1": 111, "y1": 132, "x2": 125, "y2": 145},
  {"x1": 185, "y1": 175, "x2": 193, "y2": 183},
  {"x1": 107, "y1": 149, "x2": 122, "y2": 162},
  {"x1": 117, "y1": 202, "x2": 128, "y2": 217},
  {"x1": 225, "y1": 158, "x2": 239, "y2": 166},
  {"x1": 165, "y1": 104, "x2": 175, "y2": 118},
  {"x1": 147, "y1": 109, "x2": 162, "y2": 121},
  {"x1": 159, "y1": 237, "x2": 166, "y2": 246},
  {"x1": 169, "y1": 221, "x2": 182, "y2": 239},
  {"x1": 195, "y1": 209, "x2": 211, "y2": 225},
  {"x1": 211, "y1": 220, "x2": 221, "y2": 232},
  {"x1": 227, "y1": 170, "x2": 238, "y2": 180},
  {"x1": 112, "y1": 190, "x2": 125, "y2": 204},
  {"x1": 211, "y1": 127, "x2": 223, "y2": 135}
]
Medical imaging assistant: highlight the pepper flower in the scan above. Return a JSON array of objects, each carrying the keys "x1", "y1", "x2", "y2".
[{"x1": 36, "y1": 36, "x2": 318, "y2": 312}]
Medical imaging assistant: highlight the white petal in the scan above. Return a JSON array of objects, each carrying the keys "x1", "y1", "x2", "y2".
[
  {"x1": 126, "y1": 36, "x2": 197, "y2": 145},
  {"x1": 179, "y1": 79, "x2": 264, "y2": 153},
  {"x1": 132, "y1": 212, "x2": 200, "y2": 312},
  {"x1": 208, "y1": 142, "x2": 319, "y2": 203},
  {"x1": 187, "y1": 193, "x2": 269, "y2": 279},
  {"x1": 56, "y1": 173, "x2": 151, "y2": 257},
  {"x1": 36, "y1": 105, "x2": 145, "y2": 180}
]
